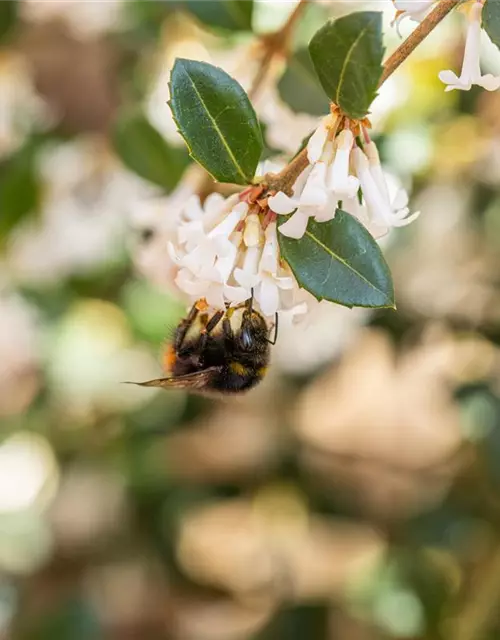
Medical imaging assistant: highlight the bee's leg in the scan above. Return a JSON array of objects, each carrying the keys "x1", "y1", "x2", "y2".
[
  {"x1": 174, "y1": 302, "x2": 199, "y2": 351},
  {"x1": 198, "y1": 309, "x2": 225, "y2": 352},
  {"x1": 267, "y1": 312, "x2": 279, "y2": 345}
]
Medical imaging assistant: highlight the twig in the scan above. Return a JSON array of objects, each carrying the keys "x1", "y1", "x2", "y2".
[
  {"x1": 249, "y1": 0, "x2": 308, "y2": 100},
  {"x1": 265, "y1": 0, "x2": 461, "y2": 194}
]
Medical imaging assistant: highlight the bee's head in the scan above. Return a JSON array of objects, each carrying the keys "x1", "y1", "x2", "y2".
[{"x1": 238, "y1": 309, "x2": 268, "y2": 352}]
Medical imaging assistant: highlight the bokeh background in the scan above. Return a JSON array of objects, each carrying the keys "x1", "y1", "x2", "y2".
[{"x1": 2, "y1": 0, "x2": 500, "y2": 638}]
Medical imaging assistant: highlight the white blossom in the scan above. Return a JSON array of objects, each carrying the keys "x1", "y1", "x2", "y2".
[
  {"x1": 439, "y1": 1, "x2": 500, "y2": 92},
  {"x1": 269, "y1": 117, "x2": 418, "y2": 241},
  {"x1": 0, "y1": 53, "x2": 52, "y2": 160},
  {"x1": 392, "y1": 1, "x2": 436, "y2": 35},
  {"x1": 268, "y1": 116, "x2": 362, "y2": 239},
  {"x1": 21, "y1": 0, "x2": 126, "y2": 38},
  {"x1": 164, "y1": 191, "x2": 307, "y2": 320},
  {"x1": 5, "y1": 138, "x2": 153, "y2": 285}
]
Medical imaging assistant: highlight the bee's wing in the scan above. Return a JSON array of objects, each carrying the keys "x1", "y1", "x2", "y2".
[{"x1": 124, "y1": 367, "x2": 220, "y2": 391}]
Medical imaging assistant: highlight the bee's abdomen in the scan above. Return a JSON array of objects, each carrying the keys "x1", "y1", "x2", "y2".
[{"x1": 209, "y1": 361, "x2": 268, "y2": 394}]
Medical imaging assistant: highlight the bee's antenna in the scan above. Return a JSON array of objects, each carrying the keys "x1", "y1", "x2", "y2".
[
  {"x1": 268, "y1": 312, "x2": 279, "y2": 345},
  {"x1": 247, "y1": 288, "x2": 254, "y2": 314}
]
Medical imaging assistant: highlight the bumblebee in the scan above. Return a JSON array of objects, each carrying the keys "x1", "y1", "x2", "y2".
[{"x1": 127, "y1": 297, "x2": 276, "y2": 395}]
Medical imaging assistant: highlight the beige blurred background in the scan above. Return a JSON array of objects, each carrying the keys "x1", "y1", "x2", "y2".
[{"x1": 1, "y1": 1, "x2": 500, "y2": 638}]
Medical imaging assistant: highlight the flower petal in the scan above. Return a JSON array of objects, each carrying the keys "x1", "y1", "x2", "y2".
[
  {"x1": 268, "y1": 191, "x2": 298, "y2": 215},
  {"x1": 278, "y1": 210, "x2": 310, "y2": 239},
  {"x1": 257, "y1": 277, "x2": 280, "y2": 317},
  {"x1": 307, "y1": 116, "x2": 330, "y2": 163}
]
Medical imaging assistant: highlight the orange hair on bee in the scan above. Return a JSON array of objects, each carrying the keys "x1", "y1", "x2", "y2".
[{"x1": 162, "y1": 343, "x2": 177, "y2": 373}]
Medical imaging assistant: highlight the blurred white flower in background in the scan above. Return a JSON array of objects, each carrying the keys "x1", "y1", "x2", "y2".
[
  {"x1": 273, "y1": 302, "x2": 369, "y2": 375},
  {"x1": 21, "y1": 0, "x2": 126, "y2": 39},
  {"x1": 0, "y1": 52, "x2": 52, "y2": 160},
  {"x1": 0, "y1": 291, "x2": 40, "y2": 417},
  {"x1": 0, "y1": 433, "x2": 58, "y2": 514},
  {"x1": 0, "y1": 433, "x2": 58, "y2": 575},
  {"x1": 439, "y1": 1, "x2": 500, "y2": 92},
  {"x1": 5, "y1": 137, "x2": 155, "y2": 285},
  {"x1": 47, "y1": 299, "x2": 166, "y2": 422}
]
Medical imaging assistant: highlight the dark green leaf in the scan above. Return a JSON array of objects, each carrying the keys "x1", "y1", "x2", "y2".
[
  {"x1": 169, "y1": 58, "x2": 263, "y2": 185},
  {"x1": 483, "y1": 0, "x2": 500, "y2": 49},
  {"x1": 308, "y1": 11, "x2": 384, "y2": 119},
  {"x1": 185, "y1": 0, "x2": 253, "y2": 31},
  {"x1": 0, "y1": 0, "x2": 17, "y2": 43},
  {"x1": 278, "y1": 48, "x2": 330, "y2": 116},
  {"x1": 279, "y1": 209, "x2": 395, "y2": 309},
  {"x1": 0, "y1": 145, "x2": 40, "y2": 242},
  {"x1": 112, "y1": 109, "x2": 189, "y2": 192}
]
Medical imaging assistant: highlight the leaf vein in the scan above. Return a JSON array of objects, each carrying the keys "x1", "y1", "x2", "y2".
[
  {"x1": 182, "y1": 67, "x2": 249, "y2": 183},
  {"x1": 304, "y1": 229, "x2": 387, "y2": 299}
]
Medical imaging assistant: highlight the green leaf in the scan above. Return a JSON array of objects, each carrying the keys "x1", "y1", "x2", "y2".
[
  {"x1": 112, "y1": 109, "x2": 189, "y2": 192},
  {"x1": 308, "y1": 11, "x2": 384, "y2": 120},
  {"x1": 278, "y1": 48, "x2": 330, "y2": 116},
  {"x1": 483, "y1": 0, "x2": 500, "y2": 49},
  {"x1": 278, "y1": 209, "x2": 395, "y2": 309},
  {"x1": 0, "y1": 145, "x2": 40, "y2": 243},
  {"x1": 169, "y1": 58, "x2": 263, "y2": 185},
  {"x1": 185, "y1": 0, "x2": 253, "y2": 31},
  {"x1": 0, "y1": 0, "x2": 17, "y2": 43}
]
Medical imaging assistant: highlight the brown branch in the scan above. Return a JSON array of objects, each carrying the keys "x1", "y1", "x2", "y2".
[
  {"x1": 265, "y1": 0, "x2": 461, "y2": 195},
  {"x1": 249, "y1": 0, "x2": 309, "y2": 100},
  {"x1": 380, "y1": 0, "x2": 461, "y2": 84}
]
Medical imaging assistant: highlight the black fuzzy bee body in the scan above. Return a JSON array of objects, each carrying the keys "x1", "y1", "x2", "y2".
[{"x1": 127, "y1": 298, "x2": 272, "y2": 395}]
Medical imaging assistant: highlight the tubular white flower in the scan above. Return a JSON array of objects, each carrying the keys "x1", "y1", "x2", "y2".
[
  {"x1": 307, "y1": 115, "x2": 333, "y2": 163},
  {"x1": 327, "y1": 129, "x2": 359, "y2": 199},
  {"x1": 270, "y1": 118, "x2": 363, "y2": 239},
  {"x1": 392, "y1": 1, "x2": 436, "y2": 35},
  {"x1": 439, "y1": 1, "x2": 500, "y2": 92},
  {"x1": 353, "y1": 147, "x2": 419, "y2": 235},
  {"x1": 268, "y1": 163, "x2": 335, "y2": 239},
  {"x1": 270, "y1": 127, "x2": 419, "y2": 240}
]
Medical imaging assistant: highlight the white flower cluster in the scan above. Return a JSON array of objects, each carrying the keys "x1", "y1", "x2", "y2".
[
  {"x1": 393, "y1": 0, "x2": 500, "y2": 93},
  {"x1": 165, "y1": 189, "x2": 308, "y2": 320},
  {"x1": 268, "y1": 112, "x2": 419, "y2": 240}
]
